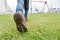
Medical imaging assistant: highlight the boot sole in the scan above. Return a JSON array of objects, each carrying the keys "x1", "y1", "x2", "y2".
[{"x1": 13, "y1": 13, "x2": 28, "y2": 32}]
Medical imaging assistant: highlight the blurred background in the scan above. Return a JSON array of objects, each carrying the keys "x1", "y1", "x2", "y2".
[{"x1": 0, "y1": 0, "x2": 60, "y2": 14}]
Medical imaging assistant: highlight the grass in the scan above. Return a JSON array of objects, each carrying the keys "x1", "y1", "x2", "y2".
[{"x1": 0, "y1": 13, "x2": 60, "y2": 40}]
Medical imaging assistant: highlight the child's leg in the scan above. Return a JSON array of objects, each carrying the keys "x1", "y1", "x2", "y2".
[
  {"x1": 16, "y1": 0, "x2": 24, "y2": 13},
  {"x1": 14, "y1": 0, "x2": 28, "y2": 32},
  {"x1": 24, "y1": 0, "x2": 29, "y2": 19}
]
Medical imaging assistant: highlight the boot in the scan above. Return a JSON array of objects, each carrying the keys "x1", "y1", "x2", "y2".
[{"x1": 13, "y1": 13, "x2": 28, "y2": 32}]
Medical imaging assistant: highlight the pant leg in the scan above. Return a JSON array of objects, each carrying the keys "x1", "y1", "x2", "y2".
[
  {"x1": 24, "y1": 0, "x2": 29, "y2": 19},
  {"x1": 16, "y1": 0, "x2": 24, "y2": 13}
]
